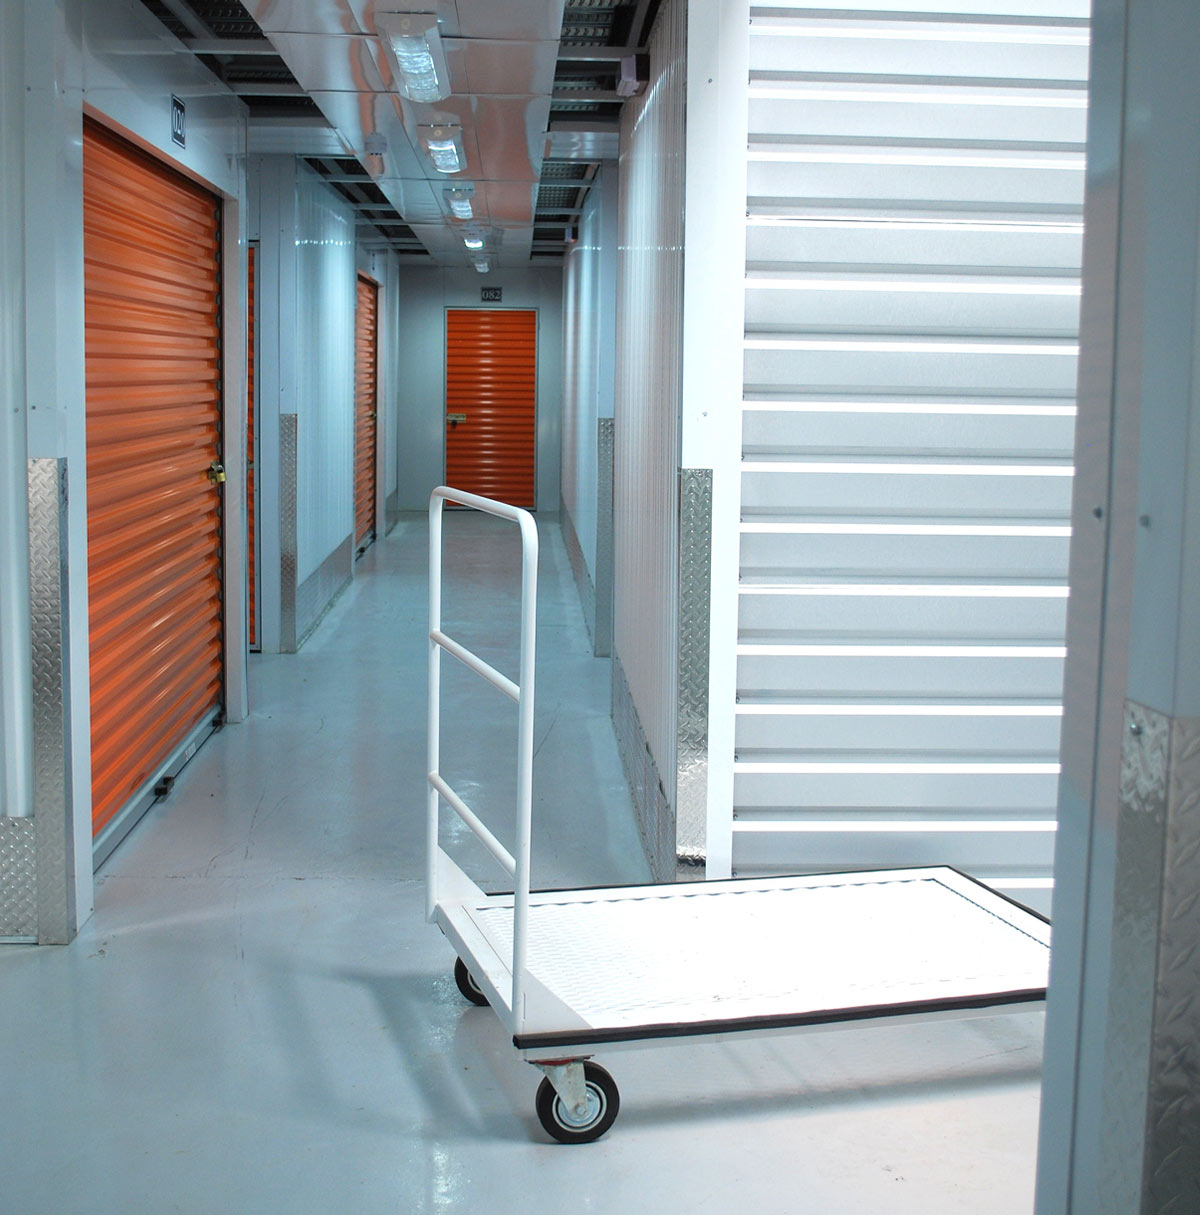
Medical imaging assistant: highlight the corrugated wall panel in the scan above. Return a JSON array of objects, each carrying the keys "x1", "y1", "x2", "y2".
[
  {"x1": 561, "y1": 169, "x2": 617, "y2": 578},
  {"x1": 294, "y1": 164, "x2": 355, "y2": 583},
  {"x1": 83, "y1": 119, "x2": 224, "y2": 837},
  {"x1": 562, "y1": 231, "x2": 583, "y2": 526},
  {"x1": 445, "y1": 309, "x2": 537, "y2": 507},
  {"x1": 735, "y1": 2, "x2": 1089, "y2": 911},
  {"x1": 354, "y1": 274, "x2": 378, "y2": 548},
  {"x1": 613, "y1": 0, "x2": 687, "y2": 797}
]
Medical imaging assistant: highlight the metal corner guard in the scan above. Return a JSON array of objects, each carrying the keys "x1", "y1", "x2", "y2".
[{"x1": 1, "y1": 459, "x2": 74, "y2": 943}]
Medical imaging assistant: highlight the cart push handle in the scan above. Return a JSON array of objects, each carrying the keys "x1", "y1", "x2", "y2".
[{"x1": 426, "y1": 487, "x2": 538, "y2": 1028}]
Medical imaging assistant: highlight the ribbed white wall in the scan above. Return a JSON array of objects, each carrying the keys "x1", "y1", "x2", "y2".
[
  {"x1": 294, "y1": 164, "x2": 356, "y2": 583},
  {"x1": 735, "y1": 1, "x2": 1089, "y2": 911},
  {"x1": 561, "y1": 163, "x2": 618, "y2": 576},
  {"x1": 613, "y1": 0, "x2": 687, "y2": 797},
  {"x1": 562, "y1": 223, "x2": 585, "y2": 538}
]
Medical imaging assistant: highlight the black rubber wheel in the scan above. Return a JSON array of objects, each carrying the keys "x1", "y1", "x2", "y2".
[
  {"x1": 535, "y1": 1062, "x2": 620, "y2": 1144},
  {"x1": 453, "y1": 957, "x2": 489, "y2": 1006}
]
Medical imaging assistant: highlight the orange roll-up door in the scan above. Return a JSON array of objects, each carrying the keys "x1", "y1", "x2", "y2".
[
  {"x1": 83, "y1": 119, "x2": 225, "y2": 838},
  {"x1": 354, "y1": 274, "x2": 378, "y2": 550},
  {"x1": 445, "y1": 309, "x2": 537, "y2": 507}
]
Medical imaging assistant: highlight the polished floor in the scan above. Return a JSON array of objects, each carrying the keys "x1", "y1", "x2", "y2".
[{"x1": 0, "y1": 514, "x2": 1046, "y2": 1214}]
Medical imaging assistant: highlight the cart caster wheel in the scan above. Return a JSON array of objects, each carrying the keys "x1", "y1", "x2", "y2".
[
  {"x1": 535, "y1": 1062, "x2": 620, "y2": 1144},
  {"x1": 453, "y1": 957, "x2": 489, "y2": 1007}
]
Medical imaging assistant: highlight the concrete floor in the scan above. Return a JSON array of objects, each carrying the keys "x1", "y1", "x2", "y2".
[{"x1": 0, "y1": 514, "x2": 1046, "y2": 1214}]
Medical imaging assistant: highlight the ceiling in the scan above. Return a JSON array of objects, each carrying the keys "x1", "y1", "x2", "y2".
[{"x1": 137, "y1": 0, "x2": 658, "y2": 268}]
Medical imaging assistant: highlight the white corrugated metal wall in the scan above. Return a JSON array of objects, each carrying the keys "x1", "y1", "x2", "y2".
[
  {"x1": 734, "y1": 1, "x2": 1089, "y2": 912},
  {"x1": 562, "y1": 165, "x2": 617, "y2": 580},
  {"x1": 613, "y1": 0, "x2": 687, "y2": 796},
  {"x1": 294, "y1": 162, "x2": 356, "y2": 583}
]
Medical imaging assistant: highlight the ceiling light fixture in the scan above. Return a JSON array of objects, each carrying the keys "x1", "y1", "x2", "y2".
[
  {"x1": 445, "y1": 187, "x2": 474, "y2": 220},
  {"x1": 376, "y1": 12, "x2": 450, "y2": 103},
  {"x1": 422, "y1": 124, "x2": 464, "y2": 174},
  {"x1": 464, "y1": 236, "x2": 484, "y2": 250},
  {"x1": 473, "y1": 259, "x2": 490, "y2": 274}
]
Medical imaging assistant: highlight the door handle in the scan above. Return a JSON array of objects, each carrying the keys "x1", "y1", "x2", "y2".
[{"x1": 447, "y1": 413, "x2": 466, "y2": 429}]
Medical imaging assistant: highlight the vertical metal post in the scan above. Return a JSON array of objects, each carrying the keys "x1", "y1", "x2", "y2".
[
  {"x1": 0, "y1": 0, "x2": 31, "y2": 823},
  {"x1": 1036, "y1": 2, "x2": 1200, "y2": 1211},
  {"x1": 511, "y1": 512, "x2": 539, "y2": 1030},
  {"x1": 425, "y1": 495, "x2": 443, "y2": 923}
]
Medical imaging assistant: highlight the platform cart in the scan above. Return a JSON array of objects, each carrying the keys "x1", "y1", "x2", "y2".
[{"x1": 426, "y1": 487, "x2": 1051, "y2": 1144}]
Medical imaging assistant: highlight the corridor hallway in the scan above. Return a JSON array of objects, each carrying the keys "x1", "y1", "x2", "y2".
[{"x1": 1, "y1": 515, "x2": 1045, "y2": 1214}]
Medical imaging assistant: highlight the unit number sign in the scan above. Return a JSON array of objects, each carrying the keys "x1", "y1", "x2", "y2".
[{"x1": 481, "y1": 287, "x2": 502, "y2": 302}]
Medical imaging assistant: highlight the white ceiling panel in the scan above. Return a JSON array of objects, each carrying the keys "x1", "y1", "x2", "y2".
[
  {"x1": 473, "y1": 95, "x2": 553, "y2": 181},
  {"x1": 265, "y1": 32, "x2": 385, "y2": 92},
  {"x1": 246, "y1": 0, "x2": 365, "y2": 36},
  {"x1": 452, "y1": 39, "x2": 560, "y2": 96},
  {"x1": 477, "y1": 180, "x2": 539, "y2": 226},
  {"x1": 496, "y1": 228, "x2": 534, "y2": 266},
  {"x1": 453, "y1": 0, "x2": 565, "y2": 41},
  {"x1": 306, "y1": 91, "x2": 426, "y2": 178},
  {"x1": 247, "y1": 116, "x2": 352, "y2": 156},
  {"x1": 337, "y1": 0, "x2": 460, "y2": 38},
  {"x1": 375, "y1": 176, "x2": 443, "y2": 224}
]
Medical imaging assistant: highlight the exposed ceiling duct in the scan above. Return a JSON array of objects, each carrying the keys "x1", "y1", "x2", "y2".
[{"x1": 138, "y1": 0, "x2": 658, "y2": 267}]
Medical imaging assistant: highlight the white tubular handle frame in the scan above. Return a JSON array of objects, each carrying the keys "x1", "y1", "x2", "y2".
[{"x1": 426, "y1": 486, "x2": 538, "y2": 1034}]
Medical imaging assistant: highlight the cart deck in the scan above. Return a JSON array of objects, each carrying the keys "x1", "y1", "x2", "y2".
[
  {"x1": 433, "y1": 857, "x2": 1048, "y2": 1055},
  {"x1": 425, "y1": 488, "x2": 1050, "y2": 1143}
]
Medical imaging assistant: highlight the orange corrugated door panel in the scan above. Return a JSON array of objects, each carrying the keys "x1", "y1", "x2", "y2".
[
  {"x1": 83, "y1": 118, "x2": 224, "y2": 838},
  {"x1": 445, "y1": 309, "x2": 537, "y2": 507},
  {"x1": 247, "y1": 242, "x2": 258, "y2": 648},
  {"x1": 354, "y1": 274, "x2": 378, "y2": 549}
]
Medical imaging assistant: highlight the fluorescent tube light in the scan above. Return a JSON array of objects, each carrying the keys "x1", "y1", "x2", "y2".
[
  {"x1": 422, "y1": 124, "x2": 463, "y2": 174},
  {"x1": 427, "y1": 140, "x2": 461, "y2": 173},
  {"x1": 377, "y1": 12, "x2": 450, "y2": 103},
  {"x1": 445, "y1": 187, "x2": 474, "y2": 219}
]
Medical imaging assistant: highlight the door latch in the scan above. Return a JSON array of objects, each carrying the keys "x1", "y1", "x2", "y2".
[
  {"x1": 447, "y1": 413, "x2": 467, "y2": 429},
  {"x1": 208, "y1": 461, "x2": 227, "y2": 485}
]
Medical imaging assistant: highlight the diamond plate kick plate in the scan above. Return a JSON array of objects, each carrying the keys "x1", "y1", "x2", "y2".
[
  {"x1": 0, "y1": 817, "x2": 37, "y2": 938},
  {"x1": 279, "y1": 414, "x2": 298, "y2": 652},
  {"x1": 676, "y1": 468, "x2": 711, "y2": 875},
  {"x1": 4, "y1": 458, "x2": 77, "y2": 944},
  {"x1": 1144, "y1": 712, "x2": 1200, "y2": 1212}
]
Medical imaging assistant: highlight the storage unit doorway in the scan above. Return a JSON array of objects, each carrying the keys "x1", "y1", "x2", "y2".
[
  {"x1": 354, "y1": 272, "x2": 379, "y2": 553},
  {"x1": 83, "y1": 117, "x2": 226, "y2": 858},
  {"x1": 445, "y1": 308, "x2": 538, "y2": 507}
]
